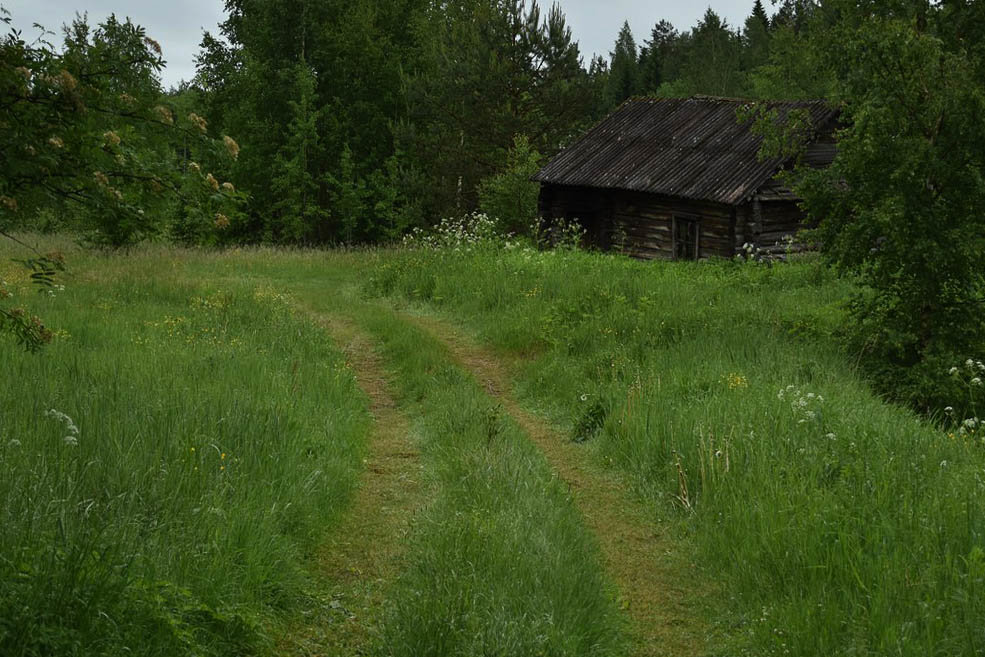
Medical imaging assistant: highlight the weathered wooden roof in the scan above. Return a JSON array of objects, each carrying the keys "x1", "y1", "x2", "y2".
[{"x1": 532, "y1": 96, "x2": 838, "y2": 206}]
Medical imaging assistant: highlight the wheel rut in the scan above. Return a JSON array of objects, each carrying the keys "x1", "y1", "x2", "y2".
[
  {"x1": 285, "y1": 314, "x2": 425, "y2": 656},
  {"x1": 405, "y1": 312, "x2": 708, "y2": 657}
]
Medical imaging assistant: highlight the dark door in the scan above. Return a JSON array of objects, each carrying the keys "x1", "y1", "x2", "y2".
[{"x1": 673, "y1": 216, "x2": 699, "y2": 260}]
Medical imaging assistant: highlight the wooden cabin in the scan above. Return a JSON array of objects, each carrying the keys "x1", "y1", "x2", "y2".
[{"x1": 532, "y1": 96, "x2": 838, "y2": 260}]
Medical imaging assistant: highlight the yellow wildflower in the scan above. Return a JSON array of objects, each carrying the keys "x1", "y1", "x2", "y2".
[
  {"x1": 221, "y1": 181, "x2": 235, "y2": 193},
  {"x1": 205, "y1": 173, "x2": 219, "y2": 192}
]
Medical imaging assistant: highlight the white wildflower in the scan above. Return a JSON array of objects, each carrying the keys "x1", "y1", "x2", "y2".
[{"x1": 44, "y1": 408, "x2": 79, "y2": 441}]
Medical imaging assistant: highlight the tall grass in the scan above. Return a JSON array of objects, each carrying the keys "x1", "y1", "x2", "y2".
[
  {"x1": 369, "y1": 244, "x2": 985, "y2": 656},
  {"x1": 0, "y1": 243, "x2": 369, "y2": 656}
]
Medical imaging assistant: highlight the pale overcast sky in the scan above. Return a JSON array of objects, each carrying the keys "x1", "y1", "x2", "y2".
[{"x1": 2, "y1": 1, "x2": 773, "y2": 88}]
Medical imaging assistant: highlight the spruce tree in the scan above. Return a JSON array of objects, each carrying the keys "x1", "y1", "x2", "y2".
[{"x1": 605, "y1": 21, "x2": 639, "y2": 107}]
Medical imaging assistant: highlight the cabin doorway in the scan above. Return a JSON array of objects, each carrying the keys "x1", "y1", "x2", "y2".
[{"x1": 673, "y1": 216, "x2": 699, "y2": 260}]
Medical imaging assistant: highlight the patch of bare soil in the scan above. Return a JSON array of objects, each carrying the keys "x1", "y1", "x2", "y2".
[
  {"x1": 407, "y1": 313, "x2": 710, "y2": 657},
  {"x1": 282, "y1": 314, "x2": 425, "y2": 656}
]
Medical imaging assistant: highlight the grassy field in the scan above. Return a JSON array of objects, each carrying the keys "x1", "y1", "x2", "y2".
[
  {"x1": 2, "y1": 235, "x2": 984, "y2": 656},
  {"x1": 367, "y1": 243, "x2": 985, "y2": 656},
  {"x1": 0, "y1": 241, "x2": 371, "y2": 656}
]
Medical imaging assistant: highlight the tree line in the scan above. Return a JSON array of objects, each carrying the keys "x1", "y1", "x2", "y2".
[{"x1": 1, "y1": 0, "x2": 834, "y2": 247}]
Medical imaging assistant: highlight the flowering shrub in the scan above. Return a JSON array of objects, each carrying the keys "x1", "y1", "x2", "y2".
[
  {"x1": 0, "y1": 11, "x2": 244, "y2": 247},
  {"x1": 402, "y1": 212, "x2": 520, "y2": 252}
]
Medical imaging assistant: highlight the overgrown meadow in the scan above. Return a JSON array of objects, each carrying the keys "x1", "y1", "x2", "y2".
[
  {"x1": 0, "y1": 241, "x2": 369, "y2": 656},
  {"x1": 369, "y1": 220, "x2": 985, "y2": 656},
  {"x1": 2, "y1": 228, "x2": 985, "y2": 656}
]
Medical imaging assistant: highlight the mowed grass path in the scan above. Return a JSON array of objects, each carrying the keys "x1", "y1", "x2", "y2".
[
  {"x1": 184, "y1": 249, "x2": 709, "y2": 654},
  {"x1": 287, "y1": 284, "x2": 636, "y2": 655},
  {"x1": 405, "y1": 312, "x2": 710, "y2": 656},
  {"x1": 278, "y1": 315, "x2": 426, "y2": 655}
]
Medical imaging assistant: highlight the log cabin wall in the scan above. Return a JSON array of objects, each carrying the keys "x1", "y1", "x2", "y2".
[
  {"x1": 755, "y1": 200, "x2": 808, "y2": 250},
  {"x1": 540, "y1": 184, "x2": 737, "y2": 260}
]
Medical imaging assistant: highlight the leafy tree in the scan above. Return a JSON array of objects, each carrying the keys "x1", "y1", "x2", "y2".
[
  {"x1": 269, "y1": 57, "x2": 327, "y2": 243},
  {"x1": 197, "y1": 0, "x2": 422, "y2": 244},
  {"x1": 766, "y1": 0, "x2": 985, "y2": 410},
  {"x1": 678, "y1": 9, "x2": 744, "y2": 97},
  {"x1": 770, "y1": 0, "x2": 819, "y2": 32},
  {"x1": 742, "y1": 0, "x2": 772, "y2": 72},
  {"x1": 747, "y1": 19, "x2": 834, "y2": 99},
  {"x1": 585, "y1": 54, "x2": 610, "y2": 119},
  {"x1": 400, "y1": 0, "x2": 591, "y2": 224},
  {"x1": 1, "y1": 10, "x2": 241, "y2": 247},
  {"x1": 478, "y1": 134, "x2": 542, "y2": 235}
]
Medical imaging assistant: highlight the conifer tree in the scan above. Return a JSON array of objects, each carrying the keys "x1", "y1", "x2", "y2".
[
  {"x1": 743, "y1": 0, "x2": 772, "y2": 72},
  {"x1": 605, "y1": 21, "x2": 639, "y2": 107},
  {"x1": 638, "y1": 20, "x2": 676, "y2": 95}
]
